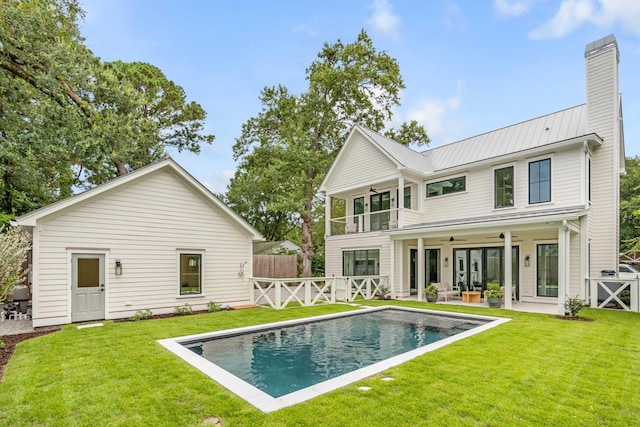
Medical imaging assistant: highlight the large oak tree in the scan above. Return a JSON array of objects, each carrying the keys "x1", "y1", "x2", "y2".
[{"x1": 230, "y1": 31, "x2": 429, "y2": 277}]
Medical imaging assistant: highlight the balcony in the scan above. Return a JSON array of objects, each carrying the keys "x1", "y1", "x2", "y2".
[{"x1": 328, "y1": 208, "x2": 423, "y2": 236}]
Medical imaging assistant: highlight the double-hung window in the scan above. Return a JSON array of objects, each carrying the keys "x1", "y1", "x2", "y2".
[
  {"x1": 495, "y1": 166, "x2": 514, "y2": 208},
  {"x1": 529, "y1": 159, "x2": 551, "y2": 204}
]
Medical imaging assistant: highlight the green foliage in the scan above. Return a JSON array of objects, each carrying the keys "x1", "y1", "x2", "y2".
[
  {"x1": 620, "y1": 156, "x2": 640, "y2": 252},
  {"x1": 207, "y1": 301, "x2": 221, "y2": 313},
  {"x1": 130, "y1": 309, "x2": 153, "y2": 321},
  {"x1": 0, "y1": 226, "x2": 32, "y2": 303},
  {"x1": 564, "y1": 296, "x2": 585, "y2": 318},
  {"x1": 424, "y1": 284, "x2": 438, "y2": 296},
  {"x1": 0, "y1": 0, "x2": 213, "y2": 219},
  {"x1": 0, "y1": 337, "x2": 4, "y2": 350},
  {"x1": 174, "y1": 303, "x2": 193, "y2": 316},
  {"x1": 229, "y1": 30, "x2": 428, "y2": 277}
]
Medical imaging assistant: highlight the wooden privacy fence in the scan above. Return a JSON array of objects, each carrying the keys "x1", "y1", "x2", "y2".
[{"x1": 253, "y1": 255, "x2": 297, "y2": 278}]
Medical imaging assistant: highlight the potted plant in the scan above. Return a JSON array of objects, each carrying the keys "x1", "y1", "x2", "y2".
[
  {"x1": 485, "y1": 283, "x2": 503, "y2": 308},
  {"x1": 424, "y1": 284, "x2": 439, "y2": 302}
]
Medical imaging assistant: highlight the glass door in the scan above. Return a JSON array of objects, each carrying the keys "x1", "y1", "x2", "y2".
[
  {"x1": 410, "y1": 249, "x2": 417, "y2": 295},
  {"x1": 453, "y1": 247, "x2": 519, "y2": 295},
  {"x1": 370, "y1": 192, "x2": 390, "y2": 231}
]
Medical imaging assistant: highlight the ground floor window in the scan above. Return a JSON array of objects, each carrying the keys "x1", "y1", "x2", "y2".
[
  {"x1": 343, "y1": 249, "x2": 380, "y2": 276},
  {"x1": 426, "y1": 249, "x2": 441, "y2": 284},
  {"x1": 179, "y1": 252, "x2": 202, "y2": 295},
  {"x1": 536, "y1": 244, "x2": 558, "y2": 297}
]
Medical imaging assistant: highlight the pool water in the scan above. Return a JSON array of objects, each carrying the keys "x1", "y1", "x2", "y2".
[{"x1": 184, "y1": 308, "x2": 488, "y2": 398}]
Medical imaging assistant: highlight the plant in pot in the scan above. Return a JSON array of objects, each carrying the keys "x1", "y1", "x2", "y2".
[
  {"x1": 424, "y1": 284, "x2": 439, "y2": 302},
  {"x1": 485, "y1": 283, "x2": 503, "y2": 308}
]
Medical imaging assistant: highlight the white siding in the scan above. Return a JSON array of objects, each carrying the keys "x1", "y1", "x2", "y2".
[
  {"x1": 33, "y1": 169, "x2": 253, "y2": 326},
  {"x1": 586, "y1": 43, "x2": 620, "y2": 275},
  {"x1": 326, "y1": 133, "x2": 399, "y2": 190},
  {"x1": 422, "y1": 146, "x2": 583, "y2": 224}
]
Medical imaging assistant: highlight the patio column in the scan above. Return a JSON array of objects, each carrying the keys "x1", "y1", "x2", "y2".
[
  {"x1": 325, "y1": 194, "x2": 331, "y2": 237},
  {"x1": 389, "y1": 238, "x2": 396, "y2": 298},
  {"x1": 557, "y1": 222, "x2": 570, "y2": 315},
  {"x1": 504, "y1": 231, "x2": 513, "y2": 310},
  {"x1": 418, "y1": 237, "x2": 424, "y2": 301},
  {"x1": 397, "y1": 175, "x2": 404, "y2": 228}
]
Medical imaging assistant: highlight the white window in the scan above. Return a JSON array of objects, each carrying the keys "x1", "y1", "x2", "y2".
[{"x1": 178, "y1": 251, "x2": 203, "y2": 295}]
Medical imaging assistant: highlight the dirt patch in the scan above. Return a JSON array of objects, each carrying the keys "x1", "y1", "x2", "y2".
[
  {"x1": 553, "y1": 315, "x2": 594, "y2": 322},
  {"x1": 0, "y1": 328, "x2": 59, "y2": 381}
]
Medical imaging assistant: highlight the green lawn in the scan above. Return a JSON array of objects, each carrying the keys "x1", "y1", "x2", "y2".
[{"x1": 1, "y1": 301, "x2": 640, "y2": 426}]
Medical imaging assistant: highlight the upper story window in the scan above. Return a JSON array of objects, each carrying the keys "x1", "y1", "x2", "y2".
[
  {"x1": 353, "y1": 197, "x2": 364, "y2": 223},
  {"x1": 495, "y1": 166, "x2": 514, "y2": 208},
  {"x1": 529, "y1": 159, "x2": 551, "y2": 204},
  {"x1": 426, "y1": 176, "x2": 466, "y2": 198},
  {"x1": 179, "y1": 252, "x2": 202, "y2": 295},
  {"x1": 404, "y1": 186, "x2": 411, "y2": 209}
]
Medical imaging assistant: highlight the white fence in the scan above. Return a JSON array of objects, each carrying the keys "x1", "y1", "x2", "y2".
[
  {"x1": 587, "y1": 277, "x2": 639, "y2": 312},
  {"x1": 251, "y1": 276, "x2": 388, "y2": 309}
]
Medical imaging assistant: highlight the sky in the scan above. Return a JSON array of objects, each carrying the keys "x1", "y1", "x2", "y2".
[{"x1": 79, "y1": 0, "x2": 640, "y2": 194}]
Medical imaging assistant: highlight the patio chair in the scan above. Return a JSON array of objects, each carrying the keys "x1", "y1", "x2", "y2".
[
  {"x1": 501, "y1": 286, "x2": 517, "y2": 302},
  {"x1": 435, "y1": 282, "x2": 461, "y2": 302}
]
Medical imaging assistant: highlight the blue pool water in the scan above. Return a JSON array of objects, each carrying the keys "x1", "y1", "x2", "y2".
[{"x1": 184, "y1": 308, "x2": 489, "y2": 398}]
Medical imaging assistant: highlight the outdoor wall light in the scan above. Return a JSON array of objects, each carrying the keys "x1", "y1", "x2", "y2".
[
  {"x1": 524, "y1": 256, "x2": 530, "y2": 268},
  {"x1": 115, "y1": 260, "x2": 122, "y2": 276},
  {"x1": 444, "y1": 257, "x2": 449, "y2": 267}
]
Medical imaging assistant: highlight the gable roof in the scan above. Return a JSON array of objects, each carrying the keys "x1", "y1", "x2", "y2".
[
  {"x1": 14, "y1": 158, "x2": 263, "y2": 240},
  {"x1": 423, "y1": 104, "x2": 589, "y2": 171}
]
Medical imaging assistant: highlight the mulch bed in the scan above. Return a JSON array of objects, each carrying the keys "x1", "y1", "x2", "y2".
[
  {"x1": 112, "y1": 309, "x2": 219, "y2": 323},
  {"x1": 0, "y1": 328, "x2": 59, "y2": 381},
  {"x1": 553, "y1": 315, "x2": 594, "y2": 322}
]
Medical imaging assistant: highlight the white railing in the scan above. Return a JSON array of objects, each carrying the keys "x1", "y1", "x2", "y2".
[
  {"x1": 587, "y1": 277, "x2": 639, "y2": 312},
  {"x1": 329, "y1": 209, "x2": 399, "y2": 236},
  {"x1": 251, "y1": 276, "x2": 388, "y2": 309}
]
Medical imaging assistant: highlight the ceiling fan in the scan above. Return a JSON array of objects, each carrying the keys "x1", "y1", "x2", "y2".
[{"x1": 440, "y1": 236, "x2": 467, "y2": 242}]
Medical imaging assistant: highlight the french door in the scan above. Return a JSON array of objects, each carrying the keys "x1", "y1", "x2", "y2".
[{"x1": 453, "y1": 247, "x2": 518, "y2": 297}]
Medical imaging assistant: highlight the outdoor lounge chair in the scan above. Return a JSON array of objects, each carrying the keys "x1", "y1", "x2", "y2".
[{"x1": 434, "y1": 282, "x2": 461, "y2": 301}]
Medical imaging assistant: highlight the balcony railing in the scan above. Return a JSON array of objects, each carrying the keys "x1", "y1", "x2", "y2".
[{"x1": 329, "y1": 208, "x2": 402, "y2": 236}]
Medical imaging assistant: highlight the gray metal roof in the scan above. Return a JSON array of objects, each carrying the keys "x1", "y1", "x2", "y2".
[
  {"x1": 355, "y1": 125, "x2": 435, "y2": 174},
  {"x1": 422, "y1": 104, "x2": 587, "y2": 171}
]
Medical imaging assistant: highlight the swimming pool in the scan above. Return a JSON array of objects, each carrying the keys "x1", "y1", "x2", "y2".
[{"x1": 158, "y1": 306, "x2": 509, "y2": 412}]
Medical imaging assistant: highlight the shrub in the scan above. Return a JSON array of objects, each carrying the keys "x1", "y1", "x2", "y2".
[
  {"x1": 564, "y1": 296, "x2": 585, "y2": 318},
  {"x1": 130, "y1": 309, "x2": 153, "y2": 321},
  {"x1": 0, "y1": 226, "x2": 32, "y2": 303},
  {"x1": 207, "y1": 301, "x2": 221, "y2": 313},
  {"x1": 0, "y1": 337, "x2": 5, "y2": 350},
  {"x1": 424, "y1": 284, "x2": 438, "y2": 296},
  {"x1": 174, "y1": 303, "x2": 193, "y2": 316}
]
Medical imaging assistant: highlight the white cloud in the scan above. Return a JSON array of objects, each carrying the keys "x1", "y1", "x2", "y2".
[
  {"x1": 291, "y1": 23, "x2": 317, "y2": 37},
  {"x1": 444, "y1": 2, "x2": 466, "y2": 31},
  {"x1": 407, "y1": 81, "x2": 464, "y2": 141},
  {"x1": 494, "y1": 0, "x2": 532, "y2": 17},
  {"x1": 529, "y1": 0, "x2": 640, "y2": 40},
  {"x1": 368, "y1": 0, "x2": 401, "y2": 37}
]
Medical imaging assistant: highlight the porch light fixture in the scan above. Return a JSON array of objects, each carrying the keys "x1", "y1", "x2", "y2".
[
  {"x1": 115, "y1": 260, "x2": 122, "y2": 276},
  {"x1": 499, "y1": 233, "x2": 505, "y2": 239},
  {"x1": 444, "y1": 257, "x2": 449, "y2": 267},
  {"x1": 524, "y1": 256, "x2": 530, "y2": 268},
  {"x1": 449, "y1": 236, "x2": 454, "y2": 242}
]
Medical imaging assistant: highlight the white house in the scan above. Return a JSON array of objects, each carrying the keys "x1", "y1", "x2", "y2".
[
  {"x1": 13, "y1": 158, "x2": 263, "y2": 327},
  {"x1": 320, "y1": 35, "x2": 625, "y2": 315}
]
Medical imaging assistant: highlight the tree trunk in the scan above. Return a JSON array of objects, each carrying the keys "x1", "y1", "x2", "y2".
[
  {"x1": 114, "y1": 160, "x2": 128, "y2": 176},
  {"x1": 300, "y1": 182, "x2": 314, "y2": 277}
]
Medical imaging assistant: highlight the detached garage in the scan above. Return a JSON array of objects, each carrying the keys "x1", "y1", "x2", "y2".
[{"x1": 13, "y1": 159, "x2": 263, "y2": 327}]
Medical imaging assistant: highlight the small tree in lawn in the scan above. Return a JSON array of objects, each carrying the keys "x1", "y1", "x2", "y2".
[{"x1": 0, "y1": 226, "x2": 32, "y2": 303}]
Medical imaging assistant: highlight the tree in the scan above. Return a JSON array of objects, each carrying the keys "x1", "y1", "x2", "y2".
[
  {"x1": 0, "y1": 0, "x2": 213, "y2": 219},
  {"x1": 620, "y1": 156, "x2": 640, "y2": 252},
  {"x1": 0, "y1": 226, "x2": 31, "y2": 303},
  {"x1": 232, "y1": 31, "x2": 429, "y2": 276}
]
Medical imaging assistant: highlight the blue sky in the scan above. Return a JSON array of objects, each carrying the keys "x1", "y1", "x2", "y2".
[{"x1": 79, "y1": 0, "x2": 640, "y2": 193}]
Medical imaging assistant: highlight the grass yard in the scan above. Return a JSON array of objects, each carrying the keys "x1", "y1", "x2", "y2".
[{"x1": 1, "y1": 301, "x2": 640, "y2": 426}]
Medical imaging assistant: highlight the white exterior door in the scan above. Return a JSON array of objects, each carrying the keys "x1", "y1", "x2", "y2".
[{"x1": 71, "y1": 254, "x2": 105, "y2": 322}]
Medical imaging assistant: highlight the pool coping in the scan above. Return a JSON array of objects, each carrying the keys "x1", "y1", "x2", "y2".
[{"x1": 157, "y1": 305, "x2": 510, "y2": 413}]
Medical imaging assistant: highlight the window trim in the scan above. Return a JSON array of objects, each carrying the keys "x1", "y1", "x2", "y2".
[
  {"x1": 342, "y1": 249, "x2": 380, "y2": 276},
  {"x1": 494, "y1": 164, "x2": 515, "y2": 209},
  {"x1": 528, "y1": 157, "x2": 552, "y2": 205},
  {"x1": 177, "y1": 250, "x2": 205, "y2": 296},
  {"x1": 536, "y1": 242, "x2": 558, "y2": 298},
  {"x1": 426, "y1": 175, "x2": 467, "y2": 198},
  {"x1": 404, "y1": 186, "x2": 412, "y2": 209}
]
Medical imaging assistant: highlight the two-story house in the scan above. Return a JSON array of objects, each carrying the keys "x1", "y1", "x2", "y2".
[{"x1": 320, "y1": 35, "x2": 625, "y2": 315}]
